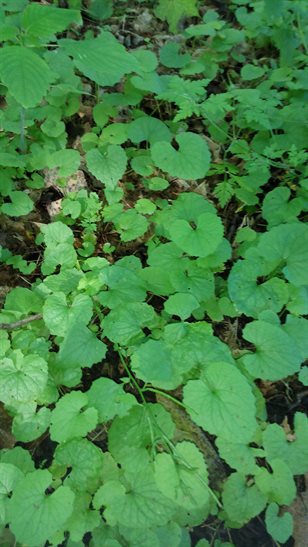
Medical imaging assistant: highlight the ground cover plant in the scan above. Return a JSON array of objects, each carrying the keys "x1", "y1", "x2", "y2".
[{"x1": 0, "y1": 0, "x2": 307, "y2": 545}]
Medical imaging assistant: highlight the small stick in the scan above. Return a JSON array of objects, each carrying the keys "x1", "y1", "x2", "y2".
[{"x1": 0, "y1": 313, "x2": 43, "y2": 331}]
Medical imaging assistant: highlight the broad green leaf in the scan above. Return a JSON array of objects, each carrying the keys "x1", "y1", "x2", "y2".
[
  {"x1": 0, "y1": 152, "x2": 25, "y2": 167},
  {"x1": 61, "y1": 32, "x2": 139, "y2": 86},
  {"x1": 41, "y1": 221, "x2": 74, "y2": 247},
  {"x1": 87, "y1": 0, "x2": 113, "y2": 20},
  {"x1": 41, "y1": 221, "x2": 77, "y2": 275},
  {"x1": 262, "y1": 187, "x2": 303, "y2": 228},
  {"x1": 12, "y1": 406, "x2": 51, "y2": 442},
  {"x1": 154, "y1": 442, "x2": 210, "y2": 516},
  {"x1": 8, "y1": 470, "x2": 74, "y2": 547},
  {"x1": 159, "y1": 42, "x2": 191, "y2": 68},
  {"x1": 183, "y1": 362, "x2": 257, "y2": 443},
  {"x1": 102, "y1": 303, "x2": 157, "y2": 345},
  {"x1": 299, "y1": 367, "x2": 308, "y2": 386},
  {"x1": 0, "y1": 447, "x2": 34, "y2": 474},
  {"x1": 53, "y1": 438, "x2": 104, "y2": 493},
  {"x1": 151, "y1": 133, "x2": 210, "y2": 180},
  {"x1": 108, "y1": 405, "x2": 175, "y2": 460},
  {"x1": 155, "y1": 0, "x2": 198, "y2": 32},
  {"x1": 0, "y1": 350, "x2": 48, "y2": 404},
  {"x1": 22, "y1": 4, "x2": 82, "y2": 39},
  {"x1": 240, "y1": 64, "x2": 265, "y2": 80},
  {"x1": 242, "y1": 320, "x2": 302, "y2": 380},
  {"x1": 128, "y1": 116, "x2": 171, "y2": 145},
  {"x1": 65, "y1": 494, "x2": 100, "y2": 543},
  {"x1": 131, "y1": 340, "x2": 182, "y2": 390},
  {"x1": 282, "y1": 316, "x2": 308, "y2": 361},
  {"x1": 257, "y1": 223, "x2": 308, "y2": 286},
  {"x1": 265, "y1": 503, "x2": 293, "y2": 543},
  {"x1": 1, "y1": 191, "x2": 33, "y2": 217},
  {"x1": 93, "y1": 468, "x2": 174, "y2": 529},
  {"x1": 98, "y1": 259, "x2": 146, "y2": 308},
  {"x1": 262, "y1": 413, "x2": 308, "y2": 475},
  {"x1": 43, "y1": 292, "x2": 93, "y2": 336},
  {"x1": 222, "y1": 473, "x2": 267, "y2": 525},
  {"x1": 0, "y1": 463, "x2": 23, "y2": 496},
  {"x1": 164, "y1": 293, "x2": 199, "y2": 320},
  {"x1": 86, "y1": 146, "x2": 127, "y2": 190},
  {"x1": 116, "y1": 209, "x2": 148, "y2": 242},
  {"x1": 57, "y1": 324, "x2": 107, "y2": 370},
  {"x1": 50, "y1": 392, "x2": 98, "y2": 443},
  {"x1": 86, "y1": 378, "x2": 137, "y2": 423},
  {"x1": 47, "y1": 149, "x2": 80, "y2": 177},
  {"x1": 4, "y1": 287, "x2": 42, "y2": 314},
  {"x1": 215, "y1": 439, "x2": 260, "y2": 475},
  {"x1": 0, "y1": 46, "x2": 55, "y2": 108},
  {"x1": 228, "y1": 257, "x2": 289, "y2": 318},
  {"x1": 255, "y1": 459, "x2": 296, "y2": 505},
  {"x1": 169, "y1": 213, "x2": 224, "y2": 258}
]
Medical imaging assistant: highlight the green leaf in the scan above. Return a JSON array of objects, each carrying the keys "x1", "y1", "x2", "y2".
[
  {"x1": 108, "y1": 404, "x2": 175, "y2": 460},
  {"x1": 242, "y1": 320, "x2": 302, "y2": 380},
  {"x1": 262, "y1": 187, "x2": 303, "y2": 228},
  {"x1": 0, "y1": 350, "x2": 48, "y2": 405},
  {"x1": 262, "y1": 413, "x2": 308, "y2": 475},
  {"x1": 159, "y1": 42, "x2": 191, "y2": 68},
  {"x1": 1, "y1": 191, "x2": 33, "y2": 217},
  {"x1": 57, "y1": 324, "x2": 107, "y2": 370},
  {"x1": 47, "y1": 149, "x2": 80, "y2": 177},
  {"x1": 222, "y1": 473, "x2": 267, "y2": 525},
  {"x1": 65, "y1": 494, "x2": 100, "y2": 543},
  {"x1": 61, "y1": 32, "x2": 139, "y2": 86},
  {"x1": 8, "y1": 469, "x2": 74, "y2": 547},
  {"x1": 0, "y1": 152, "x2": 25, "y2": 168},
  {"x1": 215, "y1": 439, "x2": 260, "y2": 475},
  {"x1": 41, "y1": 222, "x2": 77, "y2": 275},
  {"x1": 50, "y1": 391, "x2": 98, "y2": 443},
  {"x1": 102, "y1": 303, "x2": 157, "y2": 345},
  {"x1": 0, "y1": 46, "x2": 55, "y2": 108},
  {"x1": 43, "y1": 292, "x2": 93, "y2": 336},
  {"x1": 53, "y1": 438, "x2": 104, "y2": 493},
  {"x1": 151, "y1": 133, "x2": 210, "y2": 179},
  {"x1": 0, "y1": 447, "x2": 35, "y2": 474},
  {"x1": 87, "y1": 0, "x2": 113, "y2": 20},
  {"x1": 255, "y1": 459, "x2": 296, "y2": 505},
  {"x1": 116, "y1": 209, "x2": 148, "y2": 242},
  {"x1": 154, "y1": 441, "x2": 210, "y2": 515},
  {"x1": 128, "y1": 116, "x2": 171, "y2": 145},
  {"x1": 12, "y1": 405, "x2": 51, "y2": 442},
  {"x1": 257, "y1": 223, "x2": 308, "y2": 286},
  {"x1": 86, "y1": 378, "x2": 137, "y2": 422},
  {"x1": 228, "y1": 257, "x2": 289, "y2": 318},
  {"x1": 299, "y1": 367, "x2": 308, "y2": 386},
  {"x1": 169, "y1": 213, "x2": 224, "y2": 258},
  {"x1": 183, "y1": 362, "x2": 257, "y2": 443},
  {"x1": 241, "y1": 64, "x2": 265, "y2": 80},
  {"x1": 86, "y1": 146, "x2": 127, "y2": 190},
  {"x1": 98, "y1": 258, "x2": 146, "y2": 308},
  {"x1": 22, "y1": 4, "x2": 81, "y2": 39},
  {"x1": 0, "y1": 463, "x2": 24, "y2": 496},
  {"x1": 93, "y1": 467, "x2": 174, "y2": 529},
  {"x1": 155, "y1": 0, "x2": 198, "y2": 33},
  {"x1": 164, "y1": 293, "x2": 199, "y2": 320},
  {"x1": 4, "y1": 287, "x2": 42, "y2": 315},
  {"x1": 265, "y1": 503, "x2": 293, "y2": 543},
  {"x1": 131, "y1": 340, "x2": 182, "y2": 390}
]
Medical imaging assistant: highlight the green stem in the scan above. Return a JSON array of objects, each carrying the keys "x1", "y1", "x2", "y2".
[
  {"x1": 20, "y1": 107, "x2": 26, "y2": 153},
  {"x1": 143, "y1": 386, "x2": 187, "y2": 411}
]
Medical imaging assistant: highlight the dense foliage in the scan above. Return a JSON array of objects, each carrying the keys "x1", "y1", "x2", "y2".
[{"x1": 0, "y1": 0, "x2": 307, "y2": 545}]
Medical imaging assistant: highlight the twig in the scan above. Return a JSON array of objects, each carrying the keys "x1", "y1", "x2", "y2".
[{"x1": 0, "y1": 313, "x2": 43, "y2": 331}]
